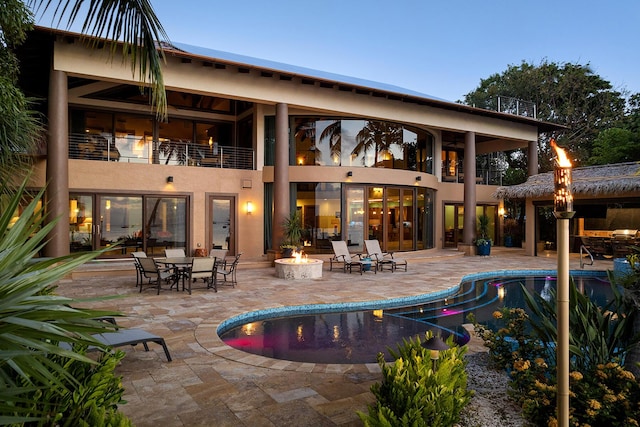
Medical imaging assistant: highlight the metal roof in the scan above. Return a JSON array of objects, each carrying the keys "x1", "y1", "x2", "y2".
[
  {"x1": 36, "y1": 25, "x2": 563, "y2": 132},
  {"x1": 169, "y1": 41, "x2": 450, "y2": 102}
]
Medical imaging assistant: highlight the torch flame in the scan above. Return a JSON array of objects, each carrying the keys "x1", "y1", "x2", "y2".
[{"x1": 550, "y1": 139, "x2": 571, "y2": 167}]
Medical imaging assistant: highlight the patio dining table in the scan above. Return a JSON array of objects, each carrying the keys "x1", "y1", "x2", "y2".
[{"x1": 157, "y1": 257, "x2": 194, "y2": 292}]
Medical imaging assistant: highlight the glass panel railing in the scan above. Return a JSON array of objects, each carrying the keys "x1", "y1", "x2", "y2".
[{"x1": 68, "y1": 132, "x2": 255, "y2": 170}]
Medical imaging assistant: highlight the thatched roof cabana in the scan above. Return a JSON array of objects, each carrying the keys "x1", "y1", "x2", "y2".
[{"x1": 494, "y1": 162, "x2": 640, "y2": 200}]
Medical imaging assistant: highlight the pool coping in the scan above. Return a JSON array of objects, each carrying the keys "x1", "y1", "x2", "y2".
[{"x1": 193, "y1": 269, "x2": 608, "y2": 373}]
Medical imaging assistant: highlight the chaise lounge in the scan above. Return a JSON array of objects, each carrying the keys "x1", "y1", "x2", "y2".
[
  {"x1": 330, "y1": 241, "x2": 373, "y2": 274},
  {"x1": 364, "y1": 239, "x2": 408, "y2": 272},
  {"x1": 91, "y1": 328, "x2": 172, "y2": 362}
]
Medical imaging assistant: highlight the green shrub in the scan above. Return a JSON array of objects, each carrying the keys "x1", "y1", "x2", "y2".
[
  {"x1": 516, "y1": 360, "x2": 640, "y2": 426},
  {"x1": 15, "y1": 349, "x2": 132, "y2": 427},
  {"x1": 469, "y1": 307, "x2": 549, "y2": 372},
  {"x1": 358, "y1": 334, "x2": 472, "y2": 427},
  {"x1": 470, "y1": 278, "x2": 640, "y2": 426}
]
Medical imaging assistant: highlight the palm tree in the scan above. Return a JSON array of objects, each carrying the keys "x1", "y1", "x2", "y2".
[
  {"x1": 318, "y1": 120, "x2": 342, "y2": 161},
  {"x1": 27, "y1": 0, "x2": 170, "y2": 120},
  {"x1": 0, "y1": 0, "x2": 169, "y2": 191},
  {"x1": 352, "y1": 121, "x2": 402, "y2": 166}
]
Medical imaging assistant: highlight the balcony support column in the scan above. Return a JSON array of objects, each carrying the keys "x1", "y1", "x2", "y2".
[
  {"x1": 528, "y1": 140, "x2": 538, "y2": 176},
  {"x1": 272, "y1": 103, "x2": 289, "y2": 250},
  {"x1": 462, "y1": 131, "x2": 477, "y2": 248},
  {"x1": 44, "y1": 69, "x2": 70, "y2": 257}
]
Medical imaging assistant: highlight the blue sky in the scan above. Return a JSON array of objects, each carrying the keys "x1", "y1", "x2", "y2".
[{"x1": 38, "y1": 0, "x2": 640, "y2": 103}]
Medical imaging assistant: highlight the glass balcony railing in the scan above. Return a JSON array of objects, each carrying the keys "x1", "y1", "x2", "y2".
[{"x1": 68, "y1": 133, "x2": 255, "y2": 170}]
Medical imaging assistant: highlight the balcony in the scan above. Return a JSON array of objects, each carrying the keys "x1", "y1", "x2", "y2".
[{"x1": 68, "y1": 133, "x2": 255, "y2": 170}]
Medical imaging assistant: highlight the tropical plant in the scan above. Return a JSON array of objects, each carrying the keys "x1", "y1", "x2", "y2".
[
  {"x1": 27, "y1": 0, "x2": 170, "y2": 121},
  {"x1": 0, "y1": 179, "x2": 124, "y2": 424},
  {"x1": 318, "y1": 120, "x2": 342, "y2": 161},
  {"x1": 470, "y1": 277, "x2": 640, "y2": 426},
  {"x1": 0, "y1": 0, "x2": 43, "y2": 191},
  {"x1": 358, "y1": 333, "x2": 472, "y2": 427},
  {"x1": 475, "y1": 214, "x2": 492, "y2": 247},
  {"x1": 613, "y1": 247, "x2": 640, "y2": 377},
  {"x1": 280, "y1": 210, "x2": 303, "y2": 249},
  {"x1": 352, "y1": 121, "x2": 403, "y2": 166},
  {"x1": 16, "y1": 348, "x2": 133, "y2": 426},
  {"x1": 469, "y1": 308, "x2": 549, "y2": 372},
  {"x1": 522, "y1": 277, "x2": 637, "y2": 372}
]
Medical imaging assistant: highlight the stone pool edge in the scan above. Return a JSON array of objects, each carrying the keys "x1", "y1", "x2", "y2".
[{"x1": 193, "y1": 268, "x2": 607, "y2": 373}]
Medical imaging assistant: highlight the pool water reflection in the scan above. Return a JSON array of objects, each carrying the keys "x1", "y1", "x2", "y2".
[{"x1": 219, "y1": 273, "x2": 611, "y2": 364}]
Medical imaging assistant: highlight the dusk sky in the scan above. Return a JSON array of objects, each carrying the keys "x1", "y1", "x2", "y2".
[{"x1": 37, "y1": 0, "x2": 640, "y2": 103}]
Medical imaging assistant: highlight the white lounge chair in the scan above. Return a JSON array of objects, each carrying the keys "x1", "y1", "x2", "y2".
[
  {"x1": 364, "y1": 239, "x2": 407, "y2": 272},
  {"x1": 330, "y1": 241, "x2": 372, "y2": 274}
]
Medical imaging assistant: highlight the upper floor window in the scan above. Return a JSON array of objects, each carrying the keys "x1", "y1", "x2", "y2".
[{"x1": 292, "y1": 117, "x2": 433, "y2": 173}]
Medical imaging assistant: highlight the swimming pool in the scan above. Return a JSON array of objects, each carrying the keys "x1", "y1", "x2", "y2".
[{"x1": 218, "y1": 270, "x2": 610, "y2": 364}]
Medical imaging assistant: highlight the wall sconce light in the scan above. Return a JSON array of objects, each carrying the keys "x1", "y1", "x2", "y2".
[
  {"x1": 416, "y1": 176, "x2": 422, "y2": 181},
  {"x1": 166, "y1": 176, "x2": 174, "y2": 183},
  {"x1": 246, "y1": 201, "x2": 254, "y2": 215},
  {"x1": 347, "y1": 171, "x2": 353, "y2": 177}
]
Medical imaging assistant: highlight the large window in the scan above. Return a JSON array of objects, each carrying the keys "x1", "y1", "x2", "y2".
[
  {"x1": 70, "y1": 109, "x2": 247, "y2": 167},
  {"x1": 291, "y1": 118, "x2": 433, "y2": 173},
  {"x1": 288, "y1": 183, "x2": 433, "y2": 254},
  {"x1": 69, "y1": 193, "x2": 188, "y2": 257},
  {"x1": 293, "y1": 183, "x2": 342, "y2": 253},
  {"x1": 443, "y1": 204, "x2": 496, "y2": 248}
]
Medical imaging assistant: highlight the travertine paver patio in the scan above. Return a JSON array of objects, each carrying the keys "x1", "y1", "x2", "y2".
[{"x1": 57, "y1": 248, "x2": 610, "y2": 426}]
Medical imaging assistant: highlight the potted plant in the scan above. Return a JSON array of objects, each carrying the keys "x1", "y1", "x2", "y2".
[
  {"x1": 281, "y1": 210, "x2": 303, "y2": 257},
  {"x1": 504, "y1": 218, "x2": 518, "y2": 247},
  {"x1": 475, "y1": 214, "x2": 493, "y2": 256}
]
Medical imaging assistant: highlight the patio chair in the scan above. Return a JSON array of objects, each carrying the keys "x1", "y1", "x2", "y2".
[
  {"x1": 364, "y1": 239, "x2": 407, "y2": 272},
  {"x1": 131, "y1": 251, "x2": 147, "y2": 287},
  {"x1": 216, "y1": 253, "x2": 242, "y2": 288},
  {"x1": 136, "y1": 257, "x2": 177, "y2": 294},
  {"x1": 165, "y1": 248, "x2": 186, "y2": 258},
  {"x1": 186, "y1": 256, "x2": 218, "y2": 294},
  {"x1": 209, "y1": 249, "x2": 228, "y2": 267},
  {"x1": 330, "y1": 241, "x2": 370, "y2": 274}
]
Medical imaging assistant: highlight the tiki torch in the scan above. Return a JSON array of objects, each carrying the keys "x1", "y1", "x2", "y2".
[{"x1": 551, "y1": 138, "x2": 575, "y2": 427}]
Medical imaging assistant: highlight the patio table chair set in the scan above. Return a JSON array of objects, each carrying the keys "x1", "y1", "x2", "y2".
[{"x1": 132, "y1": 250, "x2": 240, "y2": 294}]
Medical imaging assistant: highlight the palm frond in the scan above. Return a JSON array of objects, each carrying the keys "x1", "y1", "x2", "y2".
[
  {"x1": 28, "y1": 0, "x2": 170, "y2": 120},
  {"x1": 0, "y1": 179, "x2": 122, "y2": 421}
]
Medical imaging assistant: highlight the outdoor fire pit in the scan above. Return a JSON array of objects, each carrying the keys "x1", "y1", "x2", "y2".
[{"x1": 274, "y1": 250, "x2": 323, "y2": 279}]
